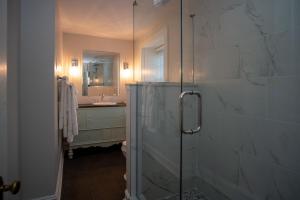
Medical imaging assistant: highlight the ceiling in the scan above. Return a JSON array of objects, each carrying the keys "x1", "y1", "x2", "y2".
[{"x1": 59, "y1": 0, "x2": 133, "y2": 40}]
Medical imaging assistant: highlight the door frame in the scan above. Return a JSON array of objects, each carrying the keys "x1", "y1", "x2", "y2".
[{"x1": 0, "y1": 0, "x2": 8, "y2": 189}]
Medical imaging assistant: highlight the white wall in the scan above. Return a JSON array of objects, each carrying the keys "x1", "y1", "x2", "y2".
[
  {"x1": 55, "y1": 0, "x2": 63, "y2": 179},
  {"x1": 7, "y1": 0, "x2": 20, "y2": 199},
  {"x1": 63, "y1": 33, "x2": 133, "y2": 101},
  {"x1": 19, "y1": 0, "x2": 59, "y2": 199},
  {"x1": 133, "y1": 0, "x2": 193, "y2": 83},
  {"x1": 0, "y1": 0, "x2": 8, "y2": 192}
]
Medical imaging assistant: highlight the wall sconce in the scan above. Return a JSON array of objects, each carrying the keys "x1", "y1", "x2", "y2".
[
  {"x1": 55, "y1": 65, "x2": 63, "y2": 74},
  {"x1": 72, "y1": 58, "x2": 79, "y2": 67},
  {"x1": 121, "y1": 62, "x2": 132, "y2": 80},
  {"x1": 123, "y1": 62, "x2": 129, "y2": 70},
  {"x1": 70, "y1": 58, "x2": 80, "y2": 77}
]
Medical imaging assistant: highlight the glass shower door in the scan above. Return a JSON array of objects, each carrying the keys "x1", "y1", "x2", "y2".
[
  {"x1": 181, "y1": 0, "x2": 300, "y2": 200},
  {"x1": 133, "y1": 0, "x2": 183, "y2": 199}
]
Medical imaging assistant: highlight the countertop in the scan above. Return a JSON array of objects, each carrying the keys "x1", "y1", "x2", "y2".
[{"x1": 78, "y1": 102, "x2": 126, "y2": 108}]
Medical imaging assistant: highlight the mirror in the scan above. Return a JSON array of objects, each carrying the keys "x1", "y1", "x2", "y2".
[{"x1": 82, "y1": 51, "x2": 120, "y2": 96}]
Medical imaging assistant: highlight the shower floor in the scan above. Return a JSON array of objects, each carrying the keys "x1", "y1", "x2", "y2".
[
  {"x1": 161, "y1": 188, "x2": 208, "y2": 200},
  {"x1": 141, "y1": 150, "x2": 230, "y2": 200}
]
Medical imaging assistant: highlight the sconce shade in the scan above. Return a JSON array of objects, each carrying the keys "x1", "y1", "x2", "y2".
[
  {"x1": 123, "y1": 62, "x2": 129, "y2": 70},
  {"x1": 72, "y1": 58, "x2": 79, "y2": 67}
]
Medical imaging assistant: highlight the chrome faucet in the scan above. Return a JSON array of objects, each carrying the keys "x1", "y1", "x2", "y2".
[{"x1": 100, "y1": 93, "x2": 104, "y2": 101}]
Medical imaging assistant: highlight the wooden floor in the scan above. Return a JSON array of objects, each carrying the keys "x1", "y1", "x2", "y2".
[{"x1": 61, "y1": 145, "x2": 126, "y2": 200}]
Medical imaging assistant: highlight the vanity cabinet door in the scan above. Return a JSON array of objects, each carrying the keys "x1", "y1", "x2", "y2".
[
  {"x1": 72, "y1": 128, "x2": 126, "y2": 144},
  {"x1": 81, "y1": 107, "x2": 125, "y2": 130},
  {"x1": 70, "y1": 106, "x2": 126, "y2": 154},
  {"x1": 77, "y1": 109, "x2": 87, "y2": 130}
]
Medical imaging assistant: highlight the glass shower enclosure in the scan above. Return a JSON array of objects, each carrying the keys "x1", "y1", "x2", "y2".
[{"x1": 133, "y1": 0, "x2": 300, "y2": 199}]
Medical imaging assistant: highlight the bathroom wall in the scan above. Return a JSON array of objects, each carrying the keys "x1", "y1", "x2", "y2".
[
  {"x1": 7, "y1": 0, "x2": 20, "y2": 199},
  {"x1": 134, "y1": 0, "x2": 195, "y2": 83},
  {"x1": 55, "y1": 0, "x2": 64, "y2": 195},
  {"x1": 187, "y1": 0, "x2": 300, "y2": 199},
  {"x1": 63, "y1": 33, "x2": 133, "y2": 101},
  {"x1": 0, "y1": 0, "x2": 8, "y2": 193},
  {"x1": 134, "y1": 0, "x2": 183, "y2": 82},
  {"x1": 56, "y1": 1, "x2": 64, "y2": 76},
  {"x1": 19, "y1": 0, "x2": 60, "y2": 199}
]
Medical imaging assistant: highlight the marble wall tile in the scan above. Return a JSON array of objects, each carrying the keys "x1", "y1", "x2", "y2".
[
  {"x1": 273, "y1": 166, "x2": 300, "y2": 199},
  {"x1": 191, "y1": 0, "x2": 300, "y2": 199},
  {"x1": 238, "y1": 153, "x2": 300, "y2": 200},
  {"x1": 268, "y1": 77, "x2": 300, "y2": 123},
  {"x1": 197, "y1": 132, "x2": 240, "y2": 185},
  {"x1": 293, "y1": 0, "x2": 300, "y2": 34},
  {"x1": 198, "y1": 46, "x2": 240, "y2": 80},
  {"x1": 238, "y1": 154, "x2": 280, "y2": 200},
  {"x1": 211, "y1": 114, "x2": 300, "y2": 170},
  {"x1": 202, "y1": 78, "x2": 267, "y2": 117},
  {"x1": 196, "y1": 91, "x2": 300, "y2": 199},
  {"x1": 248, "y1": 119, "x2": 300, "y2": 172},
  {"x1": 198, "y1": 106, "x2": 300, "y2": 189},
  {"x1": 294, "y1": 22, "x2": 300, "y2": 75},
  {"x1": 193, "y1": 0, "x2": 299, "y2": 78}
]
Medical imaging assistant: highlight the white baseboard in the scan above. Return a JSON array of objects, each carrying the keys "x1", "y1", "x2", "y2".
[
  {"x1": 31, "y1": 151, "x2": 64, "y2": 200},
  {"x1": 31, "y1": 194, "x2": 57, "y2": 200},
  {"x1": 55, "y1": 151, "x2": 64, "y2": 200}
]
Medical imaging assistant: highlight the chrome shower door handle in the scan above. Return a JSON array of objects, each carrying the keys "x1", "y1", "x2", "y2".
[{"x1": 179, "y1": 90, "x2": 202, "y2": 134}]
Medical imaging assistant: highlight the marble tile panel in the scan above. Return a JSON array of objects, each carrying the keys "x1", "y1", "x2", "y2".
[
  {"x1": 272, "y1": 166, "x2": 300, "y2": 199},
  {"x1": 244, "y1": 118, "x2": 300, "y2": 172},
  {"x1": 268, "y1": 76, "x2": 300, "y2": 123},
  {"x1": 142, "y1": 151, "x2": 178, "y2": 200},
  {"x1": 238, "y1": 154, "x2": 279, "y2": 199},
  {"x1": 197, "y1": 134, "x2": 239, "y2": 185},
  {"x1": 239, "y1": 152, "x2": 300, "y2": 200},
  {"x1": 202, "y1": 78, "x2": 267, "y2": 117}
]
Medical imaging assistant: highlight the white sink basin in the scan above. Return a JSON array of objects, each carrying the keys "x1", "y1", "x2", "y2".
[{"x1": 92, "y1": 102, "x2": 117, "y2": 106}]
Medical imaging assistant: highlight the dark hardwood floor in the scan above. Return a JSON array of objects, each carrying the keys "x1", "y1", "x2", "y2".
[{"x1": 61, "y1": 145, "x2": 126, "y2": 200}]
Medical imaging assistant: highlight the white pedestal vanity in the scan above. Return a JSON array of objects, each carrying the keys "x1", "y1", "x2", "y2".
[{"x1": 67, "y1": 103, "x2": 126, "y2": 159}]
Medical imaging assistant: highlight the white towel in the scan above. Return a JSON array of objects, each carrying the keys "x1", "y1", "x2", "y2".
[
  {"x1": 66, "y1": 84, "x2": 78, "y2": 143},
  {"x1": 58, "y1": 77, "x2": 68, "y2": 130},
  {"x1": 58, "y1": 77, "x2": 79, "y2": 143}
]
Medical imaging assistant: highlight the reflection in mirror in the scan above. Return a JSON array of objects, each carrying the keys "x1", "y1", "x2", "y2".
[{"x1": 82, "y1": 51, "x2": 119, "y2": 96}]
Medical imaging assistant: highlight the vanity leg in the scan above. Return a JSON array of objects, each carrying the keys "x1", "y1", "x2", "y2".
[
  {"x1": 124, "y1": 189, "x2": 130, "y2": 200},
  {"x1": 68, "y1": 148, "x2": 73, "y2": 159}
]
